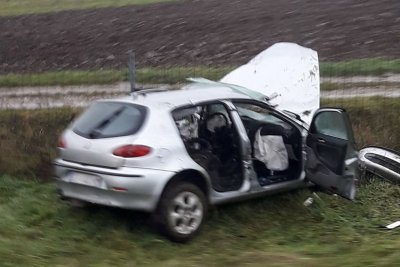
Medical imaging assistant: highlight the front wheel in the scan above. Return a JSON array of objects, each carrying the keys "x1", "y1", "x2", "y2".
[{"x1": 154, "y1": 182, "x2": 207, "y2": 243}]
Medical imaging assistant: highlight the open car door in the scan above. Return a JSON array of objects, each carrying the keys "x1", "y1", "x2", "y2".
[{"x1": 306, "y1": 108, "x2": 358, "y2": 200}]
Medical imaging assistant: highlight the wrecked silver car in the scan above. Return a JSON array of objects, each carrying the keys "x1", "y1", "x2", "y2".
[{"x1": 53, "y1": 43, "x2": 358, "y2": 242}]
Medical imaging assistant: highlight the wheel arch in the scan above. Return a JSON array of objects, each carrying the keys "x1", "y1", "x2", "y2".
[{"x1": 160, "y1": 169, "x2": 211, "y2": 202}]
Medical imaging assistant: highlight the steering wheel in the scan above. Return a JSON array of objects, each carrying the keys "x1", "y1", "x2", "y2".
[{"x1": 206, "y1": 112, "x2": 229, "y2": 133}]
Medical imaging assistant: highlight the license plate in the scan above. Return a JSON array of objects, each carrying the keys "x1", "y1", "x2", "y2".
[{"x1": 64, "y1": 172, "x2": 104, "y2": 189}]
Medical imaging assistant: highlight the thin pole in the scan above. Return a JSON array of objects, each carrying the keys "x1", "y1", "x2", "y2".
[{"x1": 128, "y1": 52, "x2": 136, "y2": 93}]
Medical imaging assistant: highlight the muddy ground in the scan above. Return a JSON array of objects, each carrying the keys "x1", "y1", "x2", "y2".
[{"x1": 1, "y1": 0, "x2": 399, "y2": 74}]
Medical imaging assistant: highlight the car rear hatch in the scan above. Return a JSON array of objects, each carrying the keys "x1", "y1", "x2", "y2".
[{"x1": 59, "y1": 101, "x2": 147, "y2": 169}]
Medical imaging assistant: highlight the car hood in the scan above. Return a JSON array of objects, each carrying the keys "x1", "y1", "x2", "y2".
[{"x1": 220, "y1": 42, "x2": 320, "y2": 124}]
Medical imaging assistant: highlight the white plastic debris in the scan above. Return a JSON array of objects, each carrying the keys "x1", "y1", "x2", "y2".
[
  {"x1": 303, "y1": 197, "x2": 314, "y2": 207},
  {"x1": 386, "y1": 221, "x2": 400, "y2": 230}
]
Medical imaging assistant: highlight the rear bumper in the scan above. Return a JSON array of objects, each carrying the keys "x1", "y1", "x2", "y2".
[{"x1": 54, "y1": 159, "x2": 175, "y2": 212}]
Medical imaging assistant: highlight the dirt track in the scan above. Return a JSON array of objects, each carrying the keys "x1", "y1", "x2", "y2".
[
  {"x1": 1, "y1": 0, "x2": 400, "y2": 74},
  {"x1": 1, "y1": 78, "x2": 399, "y2": 110}
]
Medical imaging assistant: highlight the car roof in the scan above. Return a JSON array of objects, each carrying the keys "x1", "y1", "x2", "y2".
[{"x1": 105, "y1": 83, "x2": 253, "y2": 110}]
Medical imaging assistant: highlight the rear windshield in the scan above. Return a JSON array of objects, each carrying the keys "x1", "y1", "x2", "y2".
[{"x1": 72, "y1": 102, "x2": 146, "y2": 139}]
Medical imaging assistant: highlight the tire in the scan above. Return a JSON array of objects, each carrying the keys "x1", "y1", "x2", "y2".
[{"x1": 153, "y1": 182, "x2": 207, "y2": 243}]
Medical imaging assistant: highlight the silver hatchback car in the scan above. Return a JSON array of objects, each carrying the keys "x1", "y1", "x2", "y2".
[
  {"x1": 54, "y1": 43, "x2": 359, "y2": 242},
  {"x1": 54, "y1": 80, "x2": 358, "y2": 242}
]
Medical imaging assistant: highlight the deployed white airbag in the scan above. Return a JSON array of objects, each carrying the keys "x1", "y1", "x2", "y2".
[
  {"x1": 254, "y1": 129, "x2": 289, "y2": 171},
  {"x1": 221, "y1": 42, "x2": 320, "y2": 124}
]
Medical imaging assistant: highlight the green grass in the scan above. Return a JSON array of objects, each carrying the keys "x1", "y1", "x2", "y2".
[
  {"x1": 320, "y1": 82, "x2": 400, "y2": 91},
  {"x1": 0, "y1": 67, "x2": 235, "y2": 88},
  {"x1": 320, "y1": 58, "x2": 400, "y2": 77},
  {"x1": 0, "y1": 0, "x2": 174, "y2": 17},
  {"x1": 0, "y1": 108, "x2": 80, "y2": 179},
  {"x1": 1, "y1": 175, "x2": 400, "y2": 266},
  {"x1": 1, "y1": 59, "x2": 400, "y2": 88}
]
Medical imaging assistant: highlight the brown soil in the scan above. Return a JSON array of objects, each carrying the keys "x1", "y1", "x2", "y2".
[{"x1": 1, "y1": 0, "x2": 399, "y2": 74}]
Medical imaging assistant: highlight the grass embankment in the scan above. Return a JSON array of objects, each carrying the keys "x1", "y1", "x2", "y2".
[
  {"x1": 1, "y1": 59, "x2": 400, "y2": 88},
  {"x1": 1, "y1": 176, "x2": 400, "y2": 266},
  {"x1": 0, "y1": 108, "x2": 79, "y2": 179},
  {"x1": 0, "y1": 0, "x2": 174, "y2": 17}
]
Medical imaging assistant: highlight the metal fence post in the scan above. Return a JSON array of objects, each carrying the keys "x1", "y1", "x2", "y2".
[{"x1": 128, "y1": 52, "x2": 136, "y2": 94}]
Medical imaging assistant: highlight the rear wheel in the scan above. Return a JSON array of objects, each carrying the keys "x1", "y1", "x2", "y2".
[{"x1": 154, "y1": 182, "x2": 207, "y2": 243}]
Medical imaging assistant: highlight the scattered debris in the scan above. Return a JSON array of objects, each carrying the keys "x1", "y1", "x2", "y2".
[
  {"x1": 303, "y1": 193, "x2": 321, "y2": 207},
  {"x1": 303, "y1": 197, "x2": 314, "y2": 207},
  {"x1": 385, "y1": 221, "x2": 400, "y2": 230}
]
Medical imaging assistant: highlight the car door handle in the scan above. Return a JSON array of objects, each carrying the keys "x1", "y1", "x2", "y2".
[{"x1": 317, "y1": 138, "x2": 326, "y2": 143}]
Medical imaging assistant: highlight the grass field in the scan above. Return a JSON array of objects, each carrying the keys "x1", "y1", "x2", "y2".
[
  {"x1": 0, "y1": 0, "x2": 174, "y2": 17},
  {"x1": 1, "y1": 59, "x2": 400, "y2": 88},
  {"x1": 1, "y1": 175, "x2": 400, "y2": 266},
  {"x1": 320, "y1": 82, "x2": 400, "y2": 91}
]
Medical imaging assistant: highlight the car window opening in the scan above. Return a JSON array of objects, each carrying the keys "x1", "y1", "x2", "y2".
[
  {"x1": 173, "y1": 103, "x2": 243, "y2": 192},
  {"x1": 233, "y1": 102, "x2": 303, "y2": 186}
]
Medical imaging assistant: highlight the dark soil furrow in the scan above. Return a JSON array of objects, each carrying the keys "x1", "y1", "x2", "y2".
[{"x1": 1, "y1": 0, "x2": 399, "y2": 73}]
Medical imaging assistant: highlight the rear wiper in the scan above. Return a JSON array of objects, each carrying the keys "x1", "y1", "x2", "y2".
[{"x1": 88, "y1": 106, "x2": 126, "y2": 138}]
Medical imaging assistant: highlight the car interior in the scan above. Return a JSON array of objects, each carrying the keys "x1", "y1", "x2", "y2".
[
  {"x1": 233, "y1": 101, "x2": 303, "y2": 186},
  {"x1": 173, "y1": 103, "x2": 243, "y2": 192},
  {"x1": 172, "y1": 101, "x2": 303, "y2": 191}
]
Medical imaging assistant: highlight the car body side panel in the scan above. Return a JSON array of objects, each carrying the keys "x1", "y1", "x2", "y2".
[
  {"x1": 60, "y1": 131, "x2": 130, "y2": 169},
  {"x1": 210, "y1": 175, "x2": 308, "y2": 205}
]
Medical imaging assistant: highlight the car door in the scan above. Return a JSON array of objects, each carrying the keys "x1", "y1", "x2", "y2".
[{"x1": 306, "y1": 108, "x2": 358, "y2": 200}]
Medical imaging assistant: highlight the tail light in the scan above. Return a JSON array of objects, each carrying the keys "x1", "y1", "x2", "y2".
[
  {"x1": 113, "y1": 145, "x2": 151, "y2": 158},
  {"x1": 57, "y1": 137, "x2": 66, "y2": 148}
]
